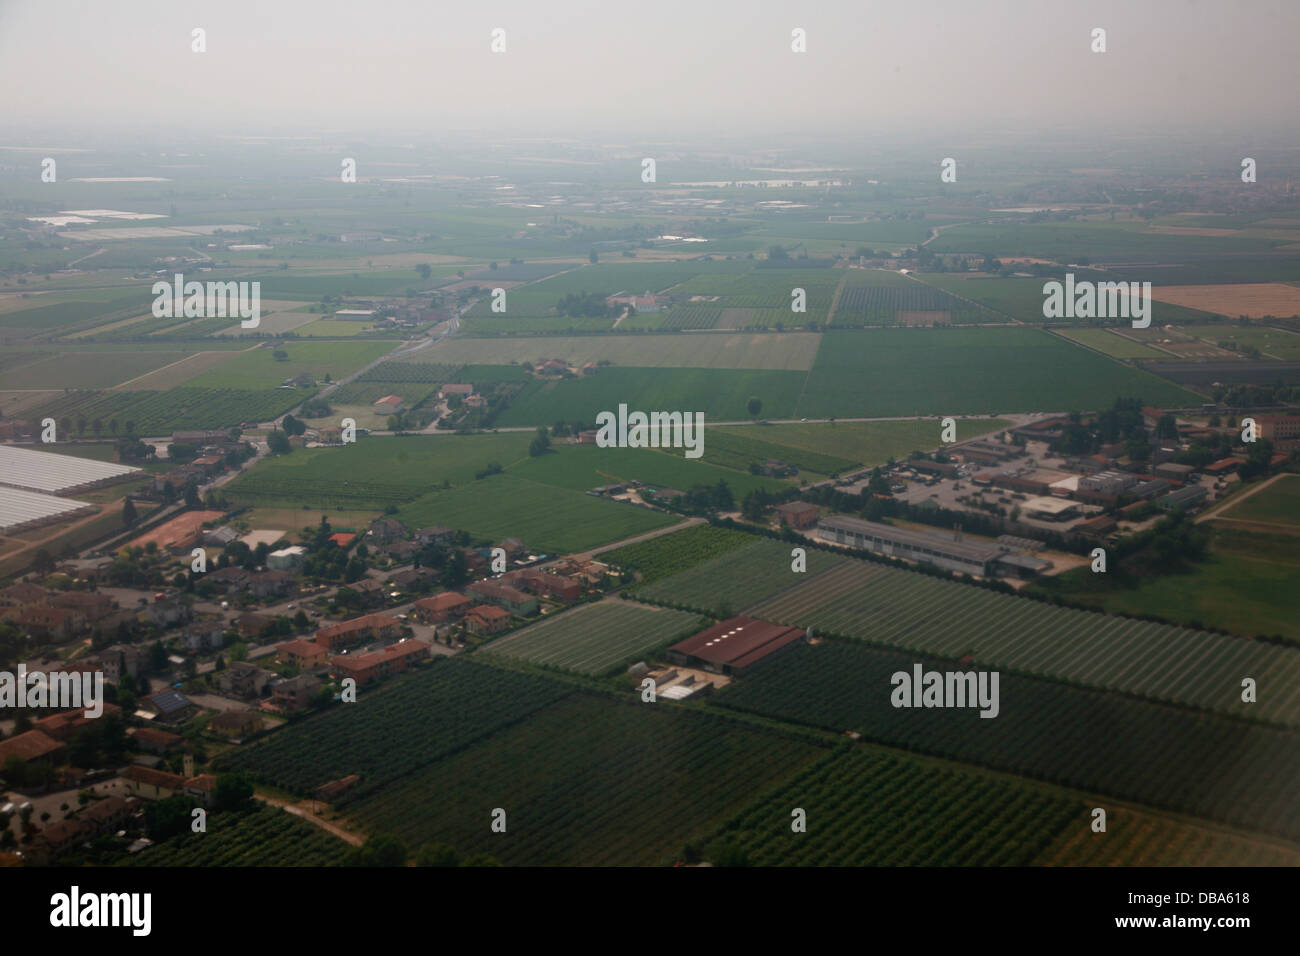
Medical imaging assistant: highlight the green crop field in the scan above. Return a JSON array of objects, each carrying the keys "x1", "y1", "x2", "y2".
[
  {"x1": 188, "y1": 340, "x2": 393, "y2": 388},
  {"x1": 602, "y1": 524, "x2": 757, "y2": 585},
  {"x1": 793, "y1": 328, "x2": 1201, "y2": 418},
  {"x1": 1188, "y1": 325, "x2": 1300, "y2": 360},
  {"x1": 421, "y1": 332, "x2": 822, "y2": 371},
  {"x1": 122, "y1": 803, "x2": 349, "y2": 867},
  {"x1": 726, "y1": 552, "x2": 1300, "y2": 727},
  {"x1": 632, "y1": 536, "x2": 847, "y2": 611},
  {"x1": 712, "y1": 419, "x2": 1010, "y2": 470},
  {"x1": 493, "y1": 367, "x2": 807, "y2": 426},
  {"x1": 398, "y1": 473, "x2": 677, "y2": 552},
  {"x1": 926, "y1": 221, "x2": 1284, "y2": 261},
  {"x1": 1053, "y1": 328, "x2": 1170, "y2": 359},
  {"x1": 1033, "y1": 806, "x2": 1300, "y2": 866},
  {"x1": 26, "y1": 387, "x2": 307, "y2": 436},
  {"x1": 217, "y1": 658, "x2": 573, "y2": 800},
  {"x1": 323, "y1": 381, "x2": 438, "y2": 406},
  {"x1": 1220, "y1": 475, "x2": 1300, "y2": 527},
  {"x1": 833, "y1": 270, "x2": 993, "y2": 326},
  {"x1": 356, "y1": 361, "x2": 462, "y2": 383},
  {"x1": 226, "y1": 433, "x2": 533, "y2": 508},
  {"x1": 713, "y1": 640, "x2": 1300, "y2": 841},
  {"x1": 0, "y1": 349, "x2": 193, "y2": 388},
  {"x1": 481, "y1": 601, "x2": 705, "y2": 675},
  {"x1": 706, "y1": 747, "x2": 1079, "y2": 866},
  {"x1": 509, "y1": 444, "x2": 784, "y2": 498},
  {"x1": 918, "y1": 274, "x2": 1220, "y2": 325},
  {"x1": 341, "y1": 692, "x2": 823, "y2": 866},
  {"x1": 1044, "y1": 527, "x2": 1300, "y2": 642},
  {"x1": 699, "y1": 428, "x2": 857, "y2": 477}
]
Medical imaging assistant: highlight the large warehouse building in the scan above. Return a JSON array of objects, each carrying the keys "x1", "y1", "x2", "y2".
[
  {"x1": 0, "y1": 486, "x2": 98, "y2": 535},
  {"x1": 817, "y1": 515, "x2": 1005, "y2": 577},
  {"x1": 666, "y1": 616, "x2": 807, "y2": 677}
]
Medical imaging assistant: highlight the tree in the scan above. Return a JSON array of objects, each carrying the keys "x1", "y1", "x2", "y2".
[
  {"x1": 442, "y1": 550, "x2": 469, "y2": 589},
  {"x1": 266, "y1": 431, "x2": 291, "y2": 455},
  {"x1": 416, "y1": 263, "x2": 432, "y2": 280},
  {"x1": 32, "y1": 548, "x2": 56, "y2": 576},
  {"x1": 213, "y1": 774, "x2": 255, "y2": 812},
  {"x1": 273, "y1": 349, "x2": 289, "y2": 362},
  {"x1": 589, "y1": 249, "x2": 598, "y2": 264},
  {"x1": 344, "y1": 834, "x2": 408, "y2": 867},
  {"x1": 282, "y1": 414, "x2": 306, "y2": 437},
  {"x1": 767, "y1": 245, "x2": 789, "y2": 261},
  {"x1": 121, "y1": 497, "x2": 137, "y2": 528},
  {"x1": 415, "y1": 843, "x2": 461, "y2": 867},
  {"x1": 746, "y1": 396, "x2": 762, "y2": 418},
  {"x1": 528, "y1": 425, "x2": 551, "y2": 457},
  {"x1": 293, "y1": 610, "x2": 309, "y2": 631}
]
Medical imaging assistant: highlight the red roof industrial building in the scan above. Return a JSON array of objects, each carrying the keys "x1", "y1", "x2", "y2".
[{"x1": 666, "y1": 616, "x2": 807, "y2": 677}]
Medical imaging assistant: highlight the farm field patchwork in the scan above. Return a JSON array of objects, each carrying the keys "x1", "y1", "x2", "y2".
[
  {"x1": 481, "y1": 600, "x2": 706, "y2": 675},
  {"x1": 712, "y1": 418, "x2": 1011, "y2": 470},
  {"x1": 0, "y1": 349, "x2": 193, "y2": 388},
  {"x1": 122, "y1": 803, "x2": 349, "y2": 867},
  {"x1": 419, "y1": 332, "x2": 823, "y2": 371},
  {"x1": 1218, "y1": 474, "x2": 1300, "y2": 528},
  {"x1": 398, "y1": 473, "x2": 677, "y2": 553},
  {"x1": 1148, "y1": 283, "x2": 1300, "y2": 319},
  {"x1": 187, "y1": 340, "x2": 394, "y2": 388},
  {"x1": 1186, "y1": 324, "x2": 1300, "y2": 360},
  {"x1": 510, "y1": 443, "x2": 785, "y2": 498},
  {"x1": 217, "y1": 658, "x2": 573, "y2": 801},
  {"x1": 226, "y1": 433, "x2": 534, "y2": 508},
  {"x1": 341, "y1": 692, "x2": 824, "y2": 865},
  {"x1": 1053, "y1": 328, "x2": 1170, "y2": 359},
  {"x1": 706, "y1": 747, "x2": 1079, "y2": 866},
  {"x1": 601, "y1": 523, "x2": 757, "y2": 584},
  {"x1": 713, "y1": 640, "x2": 1300, "y2": 841},
  {"x1": 735, "y1": 554, "x2": 1300, "y2": 727},
  {"x1": 632, "y1": 535, "x2": 847, "y2": 612},
  {"x1": 25, "y1": 387, "x2": 309, "y2": 436},
  {"x1": 492, "y1": 366, "x2": 807, "y2": 426},
  {"x1": 793, "y1": 328, "x2": 1202, "y2": 418}
]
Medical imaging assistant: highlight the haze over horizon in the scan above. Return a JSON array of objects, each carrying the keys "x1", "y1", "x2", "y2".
[{"x1": 3, "y1": 0, "x2": 1298, "y2": 143}]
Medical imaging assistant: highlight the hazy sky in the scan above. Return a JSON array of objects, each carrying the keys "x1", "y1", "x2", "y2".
[{"x1": 3, "y1": 0, "x2": 1297, "y2": 141}]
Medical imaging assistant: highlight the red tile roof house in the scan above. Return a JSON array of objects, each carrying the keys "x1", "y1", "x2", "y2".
[
  {"x1": 314, "y1": 612, "x2": 402, "y2": 652},
  {"x1": 667, "y1": 616, "x2": 808, "y2": 678},
  {"x1": 468, "y1": 580, "x2": 538, "y2": 616},
  {"x1": 465, "y1": 605, "x2": 511, "y2": 635},
  {"x1": 330, "y1": 640, "x2": 429, "y2": 686},
  {"x1": 129, "y1": 726, "x2": 183, "y2": 755},
  {"x1": 503, "y1": 569, "x2": 582, "y2": 603},
  {"x1": 413, "y1": 592, "x2": 474, "y2": 624},
  {"x1": 0, "y1": 729, "x2": 65, "y2": 765},
  {"x1": 120, "y1": 765, "x2": 187, "y2": 800},
  {"x1": 372, "y1": 395, "x2": 405, "y2": 416},
  {"x1": 278, "y1": 638, "x2": 329, "y2": 669}
]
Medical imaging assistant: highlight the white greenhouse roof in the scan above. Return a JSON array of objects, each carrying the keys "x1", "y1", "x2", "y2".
[{"x1": 0, "y1": 445, "x2": 141, "y2": 494}]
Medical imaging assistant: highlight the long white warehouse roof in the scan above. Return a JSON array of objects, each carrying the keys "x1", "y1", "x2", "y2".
[
  {"x1": 0, "y1": 445, "x2": 141, "y2": 494},
  {"x1": 0, "y1": 486, "x2": 95, "y2": 532}
]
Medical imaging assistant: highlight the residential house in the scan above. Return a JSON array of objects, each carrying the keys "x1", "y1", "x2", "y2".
[
  {"x1": 120, "y1": 765, "x2": 187, "y2": 800},
  {"x1": 329, "y1": 640, "x2": 429, "y2": 686},
  {"x1": 271, "y1": 673, "x2": 321, "y2": 712},
  {"x1": 214, "y1": 661, "x2": 276, "y2": 699},
  {"x1": 0, "y1": 729, "x2": 65, "y2": 766},
  {"x1": 184, "y1": 774, "x2": 218, "y2": 808},
  {"x1": 413, "y1": 592, "x2": 474, "y2": 624},
  {"x1": 438, "y1": 384, "x2": 473, "y2": 400},
  {"x1": 278, "y1": 638, "x2": 328, "y2": 670},
  {"x1": 366, "y1": 517, "x2": 407, "y2": 544},
  {"x1": 372, "y1": 395, "x2": 405, "y2": 416},
  {"x1": 141, "y1": 689, "x2": 196, "y2": 724},
  {"x1": 314, "y1": 612, "x2": 402, "y2": 652},
  {"x1": 129, "y1": 726, "x2": 183, "y2": 755},
  {"x1": 208, "y1": 710, "x2": 264, "y2": 738},
  {"x1": 467, "y1": 580, "x2": 538, "y2": 616},
  {"x1": 465, "y1": 605, "x2": 511, "y2": 635},
  {"x1": 234, "y1": 611, "x2": 274, "y2": 640}
]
